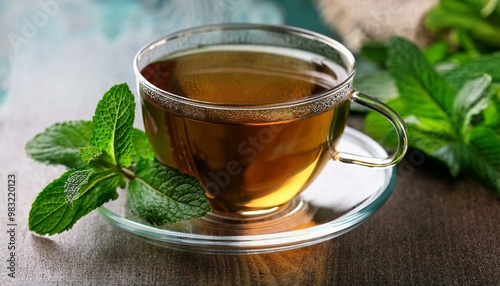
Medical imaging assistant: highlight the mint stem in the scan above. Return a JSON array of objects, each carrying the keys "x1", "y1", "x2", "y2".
[{"x1": 120, "y1": 167, "x2": 135, "y2": 180}]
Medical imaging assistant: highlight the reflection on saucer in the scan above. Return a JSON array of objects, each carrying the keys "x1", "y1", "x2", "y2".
[
  {"x1": 98, "y1": 127, "x2": 395, "y2": 254},
  {"x1": 301, "y1": 134, "x2": 388, "y2": 211}
]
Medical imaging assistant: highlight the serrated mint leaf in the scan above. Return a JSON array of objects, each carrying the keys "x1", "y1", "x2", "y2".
[
  {"x1": 462, "y1": 126, "x2": 500, "y2": 194},
  {"x1": 364, "y1": 37, "x2": 500, "y2": 196},
  {"x1": 64, "y1": 169, "x2": 93, "y2": 203},
  {"x1": 89, "y1": 83, "x2": 135, "y2": 168},
  {"x1": 445, "y1": 53, "x2": 500, "y2": 90},
  {"x1": 25, "y1": 120, "x2": 92, "y2": 168},
  {"x1": 132, "y1": 128, "x2": 155, "y2": 162},
  {"x1": 381, "y1": 37, "x2": 474, "y2": 175},
  {"x1": 366, "y1": 37, "x2": 467, "y2": 177},
  {"x1": 387, "y1": 37, "x2": 457, "y2": 121},
  {"x1": 407, "y1": 123, "x2": 462, "y2": 176},
  {"x1": 452, "y1": 74, "x2": 492, "y2": 134},
  {"x1": 29, "y1": 169, "x2": 123, "y2": 235},
  {"x1": 128, "y1": 159, "x2": 210, "y2": 225}
]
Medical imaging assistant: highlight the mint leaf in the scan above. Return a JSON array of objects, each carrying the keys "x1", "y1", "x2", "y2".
[
  {"x1": 444, "y1": 53, "x2": 500, "y2": 90},
  {"x1": 424, "y1": 41, "x2": 451, "y2": 64},
  {"x1": 79, "y1": 145, "x2": 115, "y2": 170},
  {"x1": 132, "y1": 129, "x2": 155, "y2": 162},
  {"x1": 463, "y1": 126, "x2": 500, "y2": 195},
  {"x1": 483, "y1": 90, "x2": 500, "y2": 132},
  {"x1": 386, "y1": 37, "x2": 457, "y2": 121},
  {"x1": 80, "y1": 145, "x2": 103, "y2": 165},
  {"x1": 89, "y1": 83, "x2": 135, "y2": 168},
  {"x1": 375, "y1": 37, "x2": 461, "y2": 170},
  {"x1": 25, "y1": 120, "x2": 92, "y2": 168},
  {"x1": 425, "y1": 2, "x2": 500, "y2": 49},
  {"x1": 452, "y1": 74, "x2": 492, "y2": 134},
  {"x1": 405, "y1": 120, "x2": 462, "y2": 176},
  {"x1": 64, "y1": 169, "x2": 93, "y2": 203},
  {"x1": 27, "y1": 83, "x2": 210, "y2": 235},
  {"x1": 365, "y1": 36, "x2": 500, "y2": 195},
  {"x1": 29, "y1": 168, "x2": 123, "y2": 235},
  {"x1": 128, "y1": 159, "x2": 210, "y2": 225}
]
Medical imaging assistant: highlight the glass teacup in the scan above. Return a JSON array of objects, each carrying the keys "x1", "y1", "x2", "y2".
[{"x1": 134, "y1": 24, "x2": 407, "y2": 226}]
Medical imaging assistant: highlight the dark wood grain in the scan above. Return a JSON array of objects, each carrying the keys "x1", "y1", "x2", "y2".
[{"x1": 10, "y1": 118, "x2": 500, "y2": 286}]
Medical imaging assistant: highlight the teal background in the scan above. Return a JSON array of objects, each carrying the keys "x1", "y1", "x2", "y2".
[{"x1": 0, "y1": 0, "x2": 335, "y2": 110}]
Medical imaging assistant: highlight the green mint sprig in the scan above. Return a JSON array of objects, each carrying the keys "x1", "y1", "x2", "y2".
[
  {"x1": 25, "y1": 120, "x2": 93, "y2": 169},
  {"x1": 362, "y1": 37, "x2": 500, "y2": 196},
  {"x1": 425, "y1": 0, "x2": 500, "y2": 54},
  {"x1": 26, "y1": 83, "x2": 210, "y2": 235}
]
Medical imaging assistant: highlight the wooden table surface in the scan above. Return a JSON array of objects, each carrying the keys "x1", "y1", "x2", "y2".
[
  {"x1": 1, "y1": 2, "x2": 499, "y2": 285},
  {"x1": 2, "y1": 115, "x2": 499, "y2": 285}
]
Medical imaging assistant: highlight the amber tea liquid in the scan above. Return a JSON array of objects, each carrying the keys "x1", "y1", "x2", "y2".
[{"x1": 140, "y1": 46, "x2": 350, "y2": 213}]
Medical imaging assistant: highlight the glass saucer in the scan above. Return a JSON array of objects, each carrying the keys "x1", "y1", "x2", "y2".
[{"x1": 97, "y1": 127, "x2": 396, "y2": 255}]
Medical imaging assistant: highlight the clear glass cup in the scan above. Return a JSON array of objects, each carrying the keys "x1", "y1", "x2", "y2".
[{"x1": 133, "y1": 24, "x2": 407, "y2": 232}]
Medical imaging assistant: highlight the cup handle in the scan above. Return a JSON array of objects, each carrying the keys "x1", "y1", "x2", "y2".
[{"x1": 332, "y1": 90, "x2": 408, "y2": 168}]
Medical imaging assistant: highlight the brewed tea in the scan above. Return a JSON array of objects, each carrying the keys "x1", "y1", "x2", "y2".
[{"x1": 140, "y1": 47, "x2": 350, "y2": 213}]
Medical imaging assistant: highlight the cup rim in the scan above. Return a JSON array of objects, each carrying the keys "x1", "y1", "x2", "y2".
[{"x1": 133, "y1": 23, "x2": 357, "y2": 111}]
